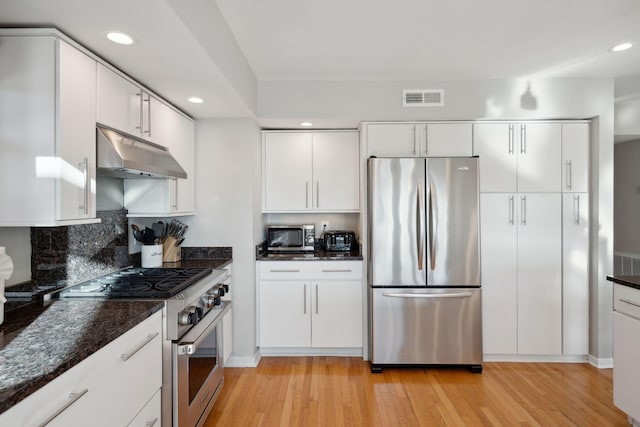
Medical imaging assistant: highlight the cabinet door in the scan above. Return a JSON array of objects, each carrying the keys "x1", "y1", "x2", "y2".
[
  {"x1": 562, "y1": 193, "x2": 589, "y2": 355},
  {"x1": 424, "y1": 123, "x2": 472, "y2": 156},
  {"x1": 312, "y1": 132, "x2": 359, "y2": 211},
  {"x1": 97, "y1": 64, "x2": 142, "y2": 137},
  {"x1": 263, "y1": 133, "x2": 313, "y2": 211},
  {"x1": 473, "y1": 123, "x2": 517, "y2": 192},
  {"x1": 480, "y1": 193, "x2": 518, "y2": 355},
  {"x1": 366, "y1": 123, "x2": 421, "y2": 157},
  {"x1": 126, "y1": 389, "x2": 161, "y2": 427},
  {"x1": 222, "y1": 308, "x2": 233, "y2": 364},
  {"x1": 57, "y1": 40, "x2": 97, "y2": 221},
  {"x1": 517, "y1": 193, "x2": 562, "y2": 355},
  {"x1": 259, "y1": 281, "x2": 311, "y2": 347},
  {"x1": 613, "y1": 312, "x2": 640, "y2": 421},
  {"x1": 312, "y1": 280, "x2": 363, "y2": 348},
  {"x1": 517, "y1": 123, "x2": 561, "y2": 192},
  {"x1": 562, "y1": 123, "x2": 589, "y2": 193}
]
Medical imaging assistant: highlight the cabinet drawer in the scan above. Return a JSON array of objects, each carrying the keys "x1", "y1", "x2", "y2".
[
  {"x1": 259, "y1": 261, "x2": 362, "y2": 280},
  {"x1": 614, "y1": 284, "x2": 640, "y2": 319},
  {"x1": 127, "y1": 388, "x2": 161, "y2": 427}
]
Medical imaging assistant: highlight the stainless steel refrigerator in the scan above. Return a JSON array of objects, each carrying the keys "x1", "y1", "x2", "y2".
[{"x1": 368, "y1": 157, "x2": 482, "y2": 373}]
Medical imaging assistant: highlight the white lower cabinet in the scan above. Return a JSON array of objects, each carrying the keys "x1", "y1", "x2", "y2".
[
  {"x1": 127, "y1": 389, "x2": 161, "y2": 427},
  {"x1": 257, "y1": 261, "x2": 363, "y2": 351},
  {"x1": 0, "y1": 311, "x2": 162, "y2": 426},
  {"x1": 613, "y1": 284, "x2": 640, "y2": 422}
]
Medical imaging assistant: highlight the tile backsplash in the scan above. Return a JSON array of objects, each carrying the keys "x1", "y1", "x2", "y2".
[{"x1": 30, "y1": 210, "x2": 135, "y2": 286}]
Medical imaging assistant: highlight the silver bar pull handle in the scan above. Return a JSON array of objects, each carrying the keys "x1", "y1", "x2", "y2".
[
  {"x1": 429, "y1": 182, "x2": 436, "y2": 270},
  {"x1": 520, "y1": 124, "x2": 526, "y2": 154},
  {"x1": 508, "y1": 125, "x2": 514, "y2": 154},
  {"x1": 137, "y1": 91, "x2": 143, "y2": 135},
  {"x1": 38, "y1": 388, "x2": 89, "y2": 426},
  {"x1": 574, "y1": 195, "x2": 580, "y2": 225},
  {"x1": 417, "y1": 181, "x2": 425, "y2": 270},
  {"x1": 146, "y1": 418, "x2": 159, "y2": 427},
  {"x1": 321, "y1": 269, "x2": 352, "y2": 273},
  {"x1": 121, "y1": 332, "x2": 159, "y2": 361},
  {"x1": 509, "y1": 195, "x2": 514, "y2": 225},
  {"x1": 146, "y1": 94, "x2": 152, "y2": 137},
  {"x1": 78, "y1": 157, "x2": 89, "y2": 214},
  {"x1": 306, "y1": 181, "x2": 309, "y2": 208},
  {"x1": 423, "y1": 125, "x2": 428, "y2": 156},
  {"x1": 382, "y1": 291, "x2": 473, "y2": 299},
  {"x1": 270, "y1": 269, "x2": 300, "y2": 273},
  {"x1": 521, "y1": 196, "x2": 527, "y2": 225},
  {"x1": 412, "y1": 125, "x2": 417, "y2": 155},
  {"x1": 316, "y1": 181, "x2": 319, "y2": 208},
  {"x1": 620, "y1": 298, "x2": 640, "y2": 309},
  {"x1": 303, "y1": 284, "x2": 307, "y2": 314},
  {"x1": 315, "y1": 284, "x2": 319, "y2": 314},
  {"x1": 172, "y1": 178, "x2": 178, "y2": 209},
  {"x1": 566, "y1": 160, "x2": 573, "y2": 190}
]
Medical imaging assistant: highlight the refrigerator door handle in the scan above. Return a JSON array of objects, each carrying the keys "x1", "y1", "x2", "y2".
[
  {"x1": 382, "y1": 291, "x2": 473, "y2": 299},
  {"x1": 428, "y1": 182, "x2": 436, "y2": 270},
  {"x1": 417, "y1": 181, "x2": 425, "y2": 270}
]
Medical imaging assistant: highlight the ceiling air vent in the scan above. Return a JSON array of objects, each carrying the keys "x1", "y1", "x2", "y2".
[{"x1": 402, "y1": 89, "x2": 444, "y2": 107}]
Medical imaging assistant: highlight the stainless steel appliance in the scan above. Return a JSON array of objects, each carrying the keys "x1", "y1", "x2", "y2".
[
  {"x1": 58, "y1": 266, "x2": 231, "y2": 426},
  {"x1": 267, "y1": 224, "x2": 315, "y2": 252},
  {"x1": 322, "y1": 230, "x2": 356, "y2": 252},
  {"x1": 368, "y1": 157, "x2": 482, "y2": 373}
]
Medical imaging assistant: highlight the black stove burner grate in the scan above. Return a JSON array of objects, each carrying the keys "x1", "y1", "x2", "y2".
[{"x1": 61, "y1": 267, "x2": 213, "y2": 299}]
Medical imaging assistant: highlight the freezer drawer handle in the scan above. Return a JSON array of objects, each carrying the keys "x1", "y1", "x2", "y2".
[
  {"x1": 382, "y1": 291, "x2": 473, "y2": 299},
  {"x1": 620, "y1": 298, "x2": 640, "y2": 309}
]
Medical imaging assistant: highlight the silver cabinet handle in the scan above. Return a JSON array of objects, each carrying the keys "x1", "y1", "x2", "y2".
[
  {"x1": 509, "y1": 195, "x2": 514, "y2": 225},
  {"x1": 316, "y1": 181, "x2": 320, "y2": 208},
  {"x1": 423, "y1": 124, "x2": 428, "y2": 156},
  {"x1": 417, "y1": 181, "x2": 425, "y2": 270},
  {"x1": 620, "y1": 298, "x2": 640, "y2": 309},
  {"x1": 382, "y1": 291, "x2": 473, "y2": 299},
  {"x1": 121, "y1": 332, "x2": 159, "y2": 361},
  {"x1": 428, "y1": 182, "x2": 436, "y2": 270},
  {"x1": 566, "y1": 160, "x2": 573, "y2": 190},
  {"x1": 146, "y1": 418, "x2": 159, "y2": 427},
  {"x1": 315, "y1": 284, "x2": 319, "y2": 314},
  {"x1": 520, "y1": 124, "x2": 526, "y2": 154},
  {"x1": 303, "y1": 284, "x2": 307, "y2": 314},
  {"x1": 520, "y1": 196, "x2": 527, "y2": 225},
  {"x1": 508, "y1": 124, "x2": 514, "y2": 154},
  {"x1": 412, "y1": 125, "x2": 417, "y2": 155},
  {"x1": 573, "y1": 195, "x2": 580, "y2": 225},
  {"x1": 78, "y1": 157, "x2": 89, "y2": 214},
  {"x1": 38, "y1": 388, "x2": 89, "y2": 426},
  {"x1": 269, "y1": 269, "x2": 300, "y2": 273},
  {"x1": 146, "y1": 94, "x2": 152, "y2": 137},
  {"x1": 321, "y1": 269, "x2": 353, "y2": 273},
  {"x1": 305, "y1": 181, "x2": 309, "y2": 208}
]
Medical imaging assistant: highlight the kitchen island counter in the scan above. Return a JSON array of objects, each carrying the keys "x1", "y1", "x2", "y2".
[
  {"x1": 607, "y1": 275, "x2": 640, "y2": 291},
  {"x1": 0, "y1": 299, "x2": 163, "y2": 414}
]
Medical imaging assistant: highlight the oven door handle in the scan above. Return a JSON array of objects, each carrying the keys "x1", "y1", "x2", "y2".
[{"x1": 177, "y1": 304, "x2": 230, "y2": 355}]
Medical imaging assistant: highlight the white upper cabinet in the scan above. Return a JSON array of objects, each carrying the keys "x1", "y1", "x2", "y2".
[
  {"x1": 562, "y1": 123, "x2": 589, "y2": 193},
  {"x1": 473, "y1": 122, "x2": 561, "y2": 193},
  {"x1": 96, "y1": 64, "x2": 142, "y2": 138},
  {"x1": 262, "y1": 131, "x2": 359, "y2": 212},
  {"x1": 366, "y1": 122, "x2": 472, "y2": 157},
  {"x1": 0, "y1": 35, "x2": 97, "y2": 226}
]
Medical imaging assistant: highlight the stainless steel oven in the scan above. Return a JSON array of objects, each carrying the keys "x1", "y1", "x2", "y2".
[{"x1": 173, "y1": 302, "x2": 229, "y2": 427}]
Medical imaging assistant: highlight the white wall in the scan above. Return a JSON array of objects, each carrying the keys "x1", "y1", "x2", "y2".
[
  {"x1": 182, "y1": 118, "x2": 262, "y2": 365},
  {"x1": 614, "y1": 139, "x2": 640, "y2": 255},
  {"x1": 0, "y1": 228, "x2": 31, "y2": 285},
  {"x1": 258, "y1": 77, "x2": 615, "y2": 363},
  {"x1": 614, "y1": 75, "x2": 640, "y2": 141}
]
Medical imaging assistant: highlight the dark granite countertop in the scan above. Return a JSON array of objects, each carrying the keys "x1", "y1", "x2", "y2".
[
  {"x1": 0, "y1": 299, "x2": 163, "y2": 414},
  {"x1": 164, "y1": 258, "x2": 232, "y2": 270},
  {"x1": 607, "y1": 275, "x2": 640, "y2": 290},
  {"x1": 256, "y1": 250, "x2": 363, "y2": 261}
]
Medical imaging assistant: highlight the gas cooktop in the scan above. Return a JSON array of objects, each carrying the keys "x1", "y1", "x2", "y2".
[{"x1": 59, "y1": 267, "x2": 213, "y2": 299}]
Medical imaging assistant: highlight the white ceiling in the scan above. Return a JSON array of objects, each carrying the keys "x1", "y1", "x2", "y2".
[{"x1": 2, "y1": 0, "x2": 640, "y2": 122}]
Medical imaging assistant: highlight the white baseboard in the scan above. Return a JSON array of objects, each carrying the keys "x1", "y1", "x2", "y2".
[
  {"x1": 483, "y1": 354, "x2": 588, "y2": 363},
  {"x1": 259, "y1": 347, "x2": 363, "y2": 357},
  {"x1": 588, "y1": 354, "x2": 613, "y2": 369},
  {"x1": 224, "y1": 349, "x2": 262, "y2": 367}
]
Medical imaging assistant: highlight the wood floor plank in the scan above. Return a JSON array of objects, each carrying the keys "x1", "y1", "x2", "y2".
[{"x1": 204, "y1": 358, "x2": 629, "y2": 426}]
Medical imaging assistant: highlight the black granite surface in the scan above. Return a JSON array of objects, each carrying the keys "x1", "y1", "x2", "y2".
[
  {"x1": 607, "y1": 275, "x2": 640, "y2": 290},
  {"x1": 0, "y1": 299, "x2": 163, "y2": 414}
]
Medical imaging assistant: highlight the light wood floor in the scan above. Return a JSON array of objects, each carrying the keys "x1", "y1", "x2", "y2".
[{"x1": 204, "y1": 357, "x2": 628, "y2": 426}]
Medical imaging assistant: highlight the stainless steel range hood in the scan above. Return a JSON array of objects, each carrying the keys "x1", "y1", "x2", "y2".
[{"x1": 96, "y1": 125, "x2": 187, "y2": 179}]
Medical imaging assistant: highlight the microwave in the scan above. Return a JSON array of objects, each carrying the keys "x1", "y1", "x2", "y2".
[{"x1": 267, "y1": 225, "x2": 315, "y2": 252}]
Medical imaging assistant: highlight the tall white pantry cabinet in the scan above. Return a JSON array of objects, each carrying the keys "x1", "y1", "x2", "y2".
[{"x1": 476, "y1": 122, "x2": 589, "y2": 359}]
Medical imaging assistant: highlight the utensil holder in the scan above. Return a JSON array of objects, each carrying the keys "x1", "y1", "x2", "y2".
[
  {"x1": 141, "y1": 244, "x2": 163, "y2": 268},
  {"x1": 163, "y1": 237, "x2": 182, "y2": 263}
]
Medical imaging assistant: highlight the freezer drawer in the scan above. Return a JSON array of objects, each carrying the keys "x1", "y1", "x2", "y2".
[{"x1": 370, "y1": 287, "x2": 482, "y2": 367}]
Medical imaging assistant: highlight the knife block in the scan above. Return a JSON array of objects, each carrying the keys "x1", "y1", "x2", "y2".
[{"x1": 162, "y1": 237, "x2": 182, "y2": 263}]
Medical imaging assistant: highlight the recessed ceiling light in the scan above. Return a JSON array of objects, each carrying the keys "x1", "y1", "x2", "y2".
[
  {"x1": 300, "y1": 122, "x2": 313, "y2": 127},
  {"x1": 611, "y1": 42, "x2": 633, "y2": 52},
  {"x1": 105, "y1": 31, "x2": 134, "y2": 45},
  {"x1": 188, "y1": 97, "x2": 204, "y2": 104}
]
